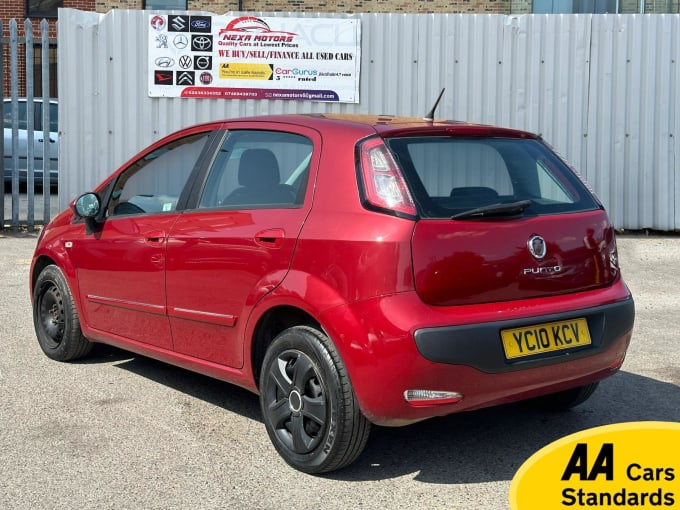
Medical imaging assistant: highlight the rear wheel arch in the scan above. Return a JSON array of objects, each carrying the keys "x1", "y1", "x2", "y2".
[
  {"x1": 258, "y1": 325, "x2": 371, "y2": 473},
  {"x1": 250, "y1": 305, "x2": 321, "y2": 387}
]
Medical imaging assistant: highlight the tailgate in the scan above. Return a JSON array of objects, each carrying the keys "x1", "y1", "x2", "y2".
[{"x1": 411, "y1": 210, "x2": 619, "y2": 306}]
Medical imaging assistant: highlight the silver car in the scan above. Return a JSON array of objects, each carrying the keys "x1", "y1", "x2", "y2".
[{"x1": 3, "y1": 98, "x2": 58, "y2": 188}]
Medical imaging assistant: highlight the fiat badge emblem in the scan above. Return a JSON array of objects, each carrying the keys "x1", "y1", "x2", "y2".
[{"x1": 528, "y1": 235, "x2": 547, "y2": 259}]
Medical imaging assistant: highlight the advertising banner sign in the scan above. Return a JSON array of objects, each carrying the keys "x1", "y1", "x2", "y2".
[{"x1": 148, "y1": 14, "x2": 361, "y2": 102}]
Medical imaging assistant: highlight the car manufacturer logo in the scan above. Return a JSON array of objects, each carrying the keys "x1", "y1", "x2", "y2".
[
  {"x1": 155, "y1": 34, "x2": 168, "y2": 49},
  {"x1": 154, "y1": 70, "x2": 173, "y2": 85},
  {"x1": 528, "y1": 235, "x2": 547, "y2": 259},
  {"x1": 190, "y1": 17, "x2": 211, "y2": 32},
  {"x1": 176, "y1": 71, "x2": 195, "y2": 86},
  {"x1": 192, "y1": 35, "x2": 212, "y2": 52},
  {"x1": 194, "y1": 56, "x2": 212, "y2": 70},
  {"x1": 199, "y1": 72, "x2": 213, "y2": 85},
  {"x1": 173, "y1": 34, "x2": 189, "y2": 50},
  {"x1": 150, "y1": 16, "x2": 166, "y2": 31},
  {"x1": 178, "y1": 55, "x2": 192, "y2": 69},
  {"x1": 154, "y1": 57, "x2": 175, "y2": 68},
  {"x1": 168, "y1": 15, "x2": 188, "y2": 32}
]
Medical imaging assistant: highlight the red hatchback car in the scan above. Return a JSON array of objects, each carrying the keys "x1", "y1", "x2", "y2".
[{"x1": 31, "y1": 114, "x2": 634, "y2": 473}]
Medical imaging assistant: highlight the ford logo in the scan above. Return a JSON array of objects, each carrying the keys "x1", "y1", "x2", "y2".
[{"x1": 191, "y1": 20, "x2": 210, "y2": 29}]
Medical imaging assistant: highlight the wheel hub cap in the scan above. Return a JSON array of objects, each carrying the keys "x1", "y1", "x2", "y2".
[{"x1": 288, "y1": 389, "x2": 303, "y2": 413}]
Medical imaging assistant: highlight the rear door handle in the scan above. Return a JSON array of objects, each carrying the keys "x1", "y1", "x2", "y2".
[{"x1": 255, "y1": 228, "x2": 285, "y2": 248}]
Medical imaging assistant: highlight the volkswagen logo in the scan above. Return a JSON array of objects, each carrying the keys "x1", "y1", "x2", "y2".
[
  {"x1": 173, "y1": 34, "x2": 189, "y2": 50},
  {"x1": 154, "y1": 57, "x2": 174, "y2": 68},
  {"x1": 179, "y1": 55, "x2": 192, "y2": 69},
  {"x1": 528, "y1": 235, "x2": 547, "y2": 260},
  {"x1": 192, "y1": 35, "x2": 212, "y2": 51}
]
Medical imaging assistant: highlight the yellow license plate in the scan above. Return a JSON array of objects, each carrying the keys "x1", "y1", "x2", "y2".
[{"x1": 501, "y1": 318, "x2": 591, "y2": 360}]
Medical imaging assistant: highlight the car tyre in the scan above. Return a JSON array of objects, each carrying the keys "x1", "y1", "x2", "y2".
[
  {"x1": 33, "y1": 264, "x2": 92, "y2": 361},
  {"x1": 528, "y1": 382, "x2": 599, "y2": 411},
  {"x1": 259, "y1": 326, "x2": 370, "y2": 474}
]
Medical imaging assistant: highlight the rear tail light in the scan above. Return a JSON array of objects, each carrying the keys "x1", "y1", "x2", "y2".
[{"x1": 358, "y1": 138, "x2": 416, "y2": 217}]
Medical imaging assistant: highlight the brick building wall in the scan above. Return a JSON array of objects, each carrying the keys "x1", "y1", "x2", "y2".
[
  {"x1": 97, "y1": 0, "x2": 514, "y2": 13},
  {"x1": 2, "y1": 0, "x2": 95, "y2": 97}
]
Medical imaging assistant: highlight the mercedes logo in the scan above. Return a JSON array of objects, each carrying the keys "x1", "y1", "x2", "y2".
[
  {"x1": 173, "y1": 34, "x2": 189, "y2": 50},
  {"x1": 192, "y1": 35, "x2": 212, "y2": 51},
  {"x1": 528, "y1": 235, "x2": 547, "y2": 260}
]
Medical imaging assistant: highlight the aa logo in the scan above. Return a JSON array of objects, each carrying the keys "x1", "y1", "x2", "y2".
[{"x1": 509, "y1": 422, "x2": 680, "y2": 509}]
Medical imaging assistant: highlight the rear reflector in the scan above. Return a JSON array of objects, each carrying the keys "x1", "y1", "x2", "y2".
[{"x1": 404, "y1": 389, "x2": 464, "y2": 407}]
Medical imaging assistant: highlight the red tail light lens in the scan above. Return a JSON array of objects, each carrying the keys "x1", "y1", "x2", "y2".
[{"x1": 359, "y1": 138, "x2": 416, "y2": 217}]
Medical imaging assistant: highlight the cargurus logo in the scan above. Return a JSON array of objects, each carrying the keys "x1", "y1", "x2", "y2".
[{"x1": 275, "y1": 67, "x2": 318, "y2": 76}]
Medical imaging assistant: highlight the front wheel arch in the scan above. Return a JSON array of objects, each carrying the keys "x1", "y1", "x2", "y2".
[{"x1": 32, "y1": 263, "x2": 92, "y2": 361}]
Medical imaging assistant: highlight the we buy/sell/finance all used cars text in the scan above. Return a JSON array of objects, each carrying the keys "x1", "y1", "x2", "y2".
[{"x1": 30, "y1": 114, "x2": 634, "y2": 473}]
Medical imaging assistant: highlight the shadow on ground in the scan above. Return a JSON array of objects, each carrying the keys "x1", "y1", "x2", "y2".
[{"x1": 82, "y1": 344, "x2": 679, "y2": 484}]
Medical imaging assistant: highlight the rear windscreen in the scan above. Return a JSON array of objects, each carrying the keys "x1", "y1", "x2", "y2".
[{"x1": 385, "y1": 137, "x2": 600, "y2": 219}]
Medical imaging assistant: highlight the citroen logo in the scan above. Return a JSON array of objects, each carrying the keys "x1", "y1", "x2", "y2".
[{"x1": 528, "y1": 235, "x2": 547, "y2": 259}]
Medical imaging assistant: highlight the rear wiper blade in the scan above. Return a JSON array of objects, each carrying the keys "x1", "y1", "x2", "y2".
[{"x1": 451, "y1": 199, "x2": 532, "y2": 220}]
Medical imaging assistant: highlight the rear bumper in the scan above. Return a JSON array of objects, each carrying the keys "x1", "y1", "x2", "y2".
[
  {"x1": 320, "y1": 283, "x2": 634, "y2": 426},
  {"x1": 414, "y1": 298, "x2": 634, "y2": 373}
]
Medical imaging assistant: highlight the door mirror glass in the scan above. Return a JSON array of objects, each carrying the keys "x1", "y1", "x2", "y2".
[{"x1": 74, "y1": 193, "x2": 101, "y2": 218}]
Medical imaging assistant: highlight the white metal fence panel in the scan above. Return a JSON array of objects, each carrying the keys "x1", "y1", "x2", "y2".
[{"x1": 58, "y1": 9, "x2": 679, "y2": 231}]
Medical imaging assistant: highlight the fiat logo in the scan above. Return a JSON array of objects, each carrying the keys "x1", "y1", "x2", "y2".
[{"x1": 528, "y1": 235, "x2": 547, "y2": 259}]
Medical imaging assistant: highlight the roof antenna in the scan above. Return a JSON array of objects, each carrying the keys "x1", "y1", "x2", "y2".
[{"x1": 423, "y1": 88, "x2": 445, "y2": 121}]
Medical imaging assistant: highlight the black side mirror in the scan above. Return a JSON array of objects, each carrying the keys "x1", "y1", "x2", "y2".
[{"x1": 73, "y1": 193, "x2": 101, "y2": 234}]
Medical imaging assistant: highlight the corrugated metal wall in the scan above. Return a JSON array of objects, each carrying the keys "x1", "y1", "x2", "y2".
[{"x1": 58, "y1": 9, "x2": 680, "y2": 230}]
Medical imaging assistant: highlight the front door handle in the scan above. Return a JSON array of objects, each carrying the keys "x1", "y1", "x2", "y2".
[
  {"x1": 145, "y1": 231, "x2": 166, "y2": 245},
  {"x1": 254, "y1": 228, "x2": 285, "y2": 248}
]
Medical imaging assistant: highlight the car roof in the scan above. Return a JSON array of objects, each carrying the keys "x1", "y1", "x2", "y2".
[{"x1": 220, "y1": 113, "x2": 538, "y2": 140}]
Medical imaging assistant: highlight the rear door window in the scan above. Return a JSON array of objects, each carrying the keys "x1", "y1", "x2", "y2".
[
  {"x1": 386, "y1": 136, "x2": 598, "y2": 219},
  {"x1": 198, "y1": 130, "x2": 313, "y2": 209}
]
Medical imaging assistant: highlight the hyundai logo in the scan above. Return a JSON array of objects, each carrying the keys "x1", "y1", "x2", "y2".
[{"x1": 154, "y1": 57, "x2": 174, "y2": 68}]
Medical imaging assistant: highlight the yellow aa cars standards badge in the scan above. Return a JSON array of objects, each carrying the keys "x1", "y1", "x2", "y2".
[{"x1": 510, "y1": 422, "x2": 680, "y2": 509}]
